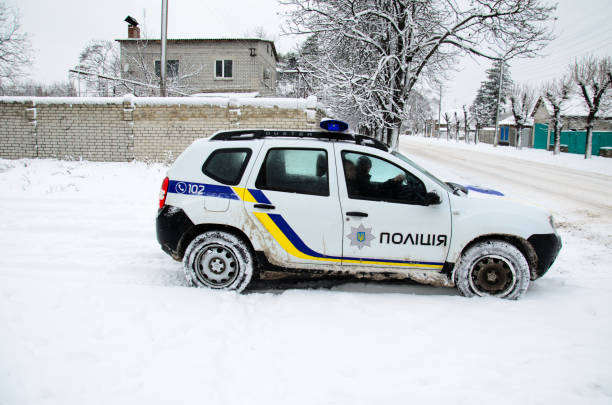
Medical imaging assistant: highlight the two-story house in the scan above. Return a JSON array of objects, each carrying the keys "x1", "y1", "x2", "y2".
[{"x1": 116, "y1": 26, "x2": 278, "y2": 96}]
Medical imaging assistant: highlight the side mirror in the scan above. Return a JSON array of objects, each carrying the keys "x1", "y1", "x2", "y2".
[{"x1": 424, "y1": 191, "x2": 442, "y2": 206}]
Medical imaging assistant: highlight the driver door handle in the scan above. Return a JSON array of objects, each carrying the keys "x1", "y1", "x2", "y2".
[
  {"x1": 346, "y1": 211, "x2": 368, "y2": 217},
  {"x1": 254, "y1": 204, "x2": 275, "y2": 210}
]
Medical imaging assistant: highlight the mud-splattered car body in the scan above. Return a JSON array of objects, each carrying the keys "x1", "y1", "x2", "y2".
[{"x1": 157, "y1": 124, "x2": 561, "y2": 298}]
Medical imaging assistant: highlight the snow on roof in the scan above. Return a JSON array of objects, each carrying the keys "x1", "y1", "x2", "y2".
[
  {"x1": 537, "y1": 94, "x2": 610, "y2": 118},
  {"x1": 0, "y1": 94, "x2": 323, "y2": 111},
  {"x1": 499, "y1": 114, "x2": 534, "y2": 127},
  {"x1": 561, "y1": 95, "x2": 591, "y2": 117},
  {"x1": 539, "y1": 97, "x2": 554, "y2": 115}
]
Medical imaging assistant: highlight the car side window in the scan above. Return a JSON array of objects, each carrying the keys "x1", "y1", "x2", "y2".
[
  {"x1": 341, "y1": 151, "x2": 426, "y2": 204},
  {"x1": 256, "y1": 148, "x2": 329, "y2": 196},
  {"x1": 202, "y1": 148, "x2": 251, "y2": 185}
]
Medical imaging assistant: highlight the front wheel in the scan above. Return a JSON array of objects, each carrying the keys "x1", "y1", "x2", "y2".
[
  {"x1": 183, "y1": 231, "x2": 256, "y2": 292},
  {"x1": 455, "y1": 240, "x2": 530, "y2": 300}
]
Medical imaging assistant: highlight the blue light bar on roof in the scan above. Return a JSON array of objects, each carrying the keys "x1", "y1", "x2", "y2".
[{"x1": 320, "y1": 119, "x2": 349, "y2": 132}]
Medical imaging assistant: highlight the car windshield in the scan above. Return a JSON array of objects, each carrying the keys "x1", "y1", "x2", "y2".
[{"x1": 391, "y1": 150, "x2": 454, "y2": 193}]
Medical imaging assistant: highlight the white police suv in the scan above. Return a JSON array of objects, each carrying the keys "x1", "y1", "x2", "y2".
[{"x1": 156, "y1": 120, "x2": 561, "y2": 299}]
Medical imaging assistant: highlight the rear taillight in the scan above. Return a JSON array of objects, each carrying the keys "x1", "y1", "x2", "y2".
[{"x1": 159, "y1": 177, "x2": 169, "y2": 209}]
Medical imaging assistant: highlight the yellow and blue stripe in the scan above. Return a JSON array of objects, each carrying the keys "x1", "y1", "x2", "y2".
[
  {"x1": 170, "y1": 180, "x2": 443, "y2": 269},
  {"x1": 254, "y1": 211, "x2": 444, "y2": 269}
]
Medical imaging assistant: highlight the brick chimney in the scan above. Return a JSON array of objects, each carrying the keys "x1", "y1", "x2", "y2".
[
  {"x1": 128, "y1": 25, "x2": 140, "y2": 38},
  {"x1": 124, "y1": 16, "x2": 140, "y2": 39}
]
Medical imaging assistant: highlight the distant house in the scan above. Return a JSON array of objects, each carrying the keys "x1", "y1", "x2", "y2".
[
  {"x1": 496, "y1": 114, "x2": 534, "y2": 147},
  {"x1": 531, "y1": 96, "x2": 612, "y2": 154},
  {"x1": 532, "y1": 96, "x2": 612, "y2": 132},
  {"x1": 116, "y1": 26, "x2": 278, "y2": 96}
]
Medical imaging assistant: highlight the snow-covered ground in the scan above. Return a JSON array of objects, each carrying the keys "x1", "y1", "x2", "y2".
[{"x1": 1, "y1": 140, "x2": 611, "y2": 404}]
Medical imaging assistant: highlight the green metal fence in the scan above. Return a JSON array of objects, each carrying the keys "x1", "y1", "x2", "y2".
[
  {"x1": 534, "y1": 123, "x2": 548, "y2": 149},
  {"x1": 533, "y1": 123, "x2": 612, "y2": 155}
]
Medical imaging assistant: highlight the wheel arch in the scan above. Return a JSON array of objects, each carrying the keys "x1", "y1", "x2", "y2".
[
  {"x1": 453, "y1": 234, "x2": 538, "y2": 281},
  {"x1": 177, "y1": 223, "x2": 256, "y2": 261}
]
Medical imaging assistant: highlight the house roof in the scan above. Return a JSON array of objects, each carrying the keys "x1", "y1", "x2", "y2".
[
  {"x1": 499, "y1": 114, "x2": 534, "y2": 127},
  {"x1": 535, "y1": 94, "x2": 611, "y2": 118},
  {"x1": 115, "y1": 37, "x2": 279, "y2": 62}
]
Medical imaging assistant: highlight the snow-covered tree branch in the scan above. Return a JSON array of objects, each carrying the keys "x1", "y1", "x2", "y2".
[
  {"x1": 73, "y1": 39, "x2": 204, "y2": 96},
  {"x1": 74, "y1": 40, "x2": 121, "y2": 96},
  {"x1": 510, "y1": 84, "x2": 537, "y2": 150},
  {"x1": 572, "y1": 55, "x2": 612, "y2": 159},
  {"x1": 281, "y1": 0, "x2": 555, "y2": 148},
  {"x1": 0, "y1": 2, "x2": 32, "y2": 92},
  {"x1": 542, "y1": 74, "x2": 572, "y2": 155}
]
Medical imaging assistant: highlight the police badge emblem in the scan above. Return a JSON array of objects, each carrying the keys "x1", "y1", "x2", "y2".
[{"x1": 346, "y1": 224, "x2": 375, "y2": 250}]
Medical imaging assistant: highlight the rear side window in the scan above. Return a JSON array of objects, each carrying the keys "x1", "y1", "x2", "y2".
[
  {"x1": 202, "y1": 148, "x2": 251, "y2": 185},
  {"x1": 255, "y1": 148, "x2": 329, "y2": 196}
]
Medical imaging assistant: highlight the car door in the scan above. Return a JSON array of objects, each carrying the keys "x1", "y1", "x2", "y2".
[
  {"x1": 243, "y1": 140, "x2": 344, "y2": 268},
  {"x1": 336, "y1": 146, "x2": 452, "y2": 271}
]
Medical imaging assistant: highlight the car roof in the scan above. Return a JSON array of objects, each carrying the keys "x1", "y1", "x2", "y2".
[{"x1": 208, "y1": 129, "x2": 389, "y2": 152}]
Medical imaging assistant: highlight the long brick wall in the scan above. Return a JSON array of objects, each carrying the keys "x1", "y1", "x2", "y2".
[{"x1": 0, "y1": 95, "x2": 324, "y2": 162}]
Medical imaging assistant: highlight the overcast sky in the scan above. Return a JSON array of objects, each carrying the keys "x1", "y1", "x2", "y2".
[{"x1": 13, "y1": 0, "x2": 612, "y2": 113}]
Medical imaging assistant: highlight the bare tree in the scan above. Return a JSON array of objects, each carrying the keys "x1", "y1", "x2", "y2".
[
  {"x1": 443, "y1": 112, "x2": 451, "y2": 141},
  {"x1": 454, "y1": 111, "x2": 460, "y2": 142},
  {"x1": 73, "y1": 39, "x2": 204, "y2": 96},
  {"x1": 123, "y1": 39, "x2": 204, "y2": 96},
  {"x1": 0, "y1": 3, "x2": 32, "y2": 91},
  {"x1": 3, "y1": 80, "x2": 76, "y2": 96},
  {"x1": 462, "y1": 105, "x2": 470, "y2": 144},
  {"x1": 405, "y1": 91, "x2": 435, "y2": 135},
  {"x1": 469, "y1": 102, "x2": 489, "y2": 144},
  {"x1": 243, "y1": 26, "x2": 278, "y2": 42},
  {"x1": 510, "y1": 84, "x2": 537, "y2": 150},
  {"x1": 281, "y1": 0, "x2": 555, "y2": 148},
  {"x1": 542, "y1": 74, "x2": 572, "y2": 155},
  {"x1": 572, "y1": 56, "x2": 612, "y2": 159},
  {"x1": 74, "y1": 40, "x2": 121, "y2": 96}
]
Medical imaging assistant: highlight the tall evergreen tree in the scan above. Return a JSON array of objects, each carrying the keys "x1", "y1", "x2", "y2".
[{"x1": 470, "y1": 60, "x2": 513, "y2": 129}]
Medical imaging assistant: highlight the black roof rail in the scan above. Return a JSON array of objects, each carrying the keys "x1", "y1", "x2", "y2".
[{"x1": 209, "y1": 129, "x2": 389, "y2": 151}]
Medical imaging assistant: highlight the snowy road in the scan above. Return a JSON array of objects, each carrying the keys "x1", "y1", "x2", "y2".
[
  {"x1": 399, "y1": 137, "x2": 612, "y2": 220},
  {"x1": 1, "y1": 148, "x2": 612, "y2": 405}
]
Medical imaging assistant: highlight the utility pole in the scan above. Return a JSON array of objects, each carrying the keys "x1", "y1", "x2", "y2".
[
  {"x1": 160, "y1": 0, "x2": 168, "y2": 97},
  {"x1": 437, "y1": 85, "x2": 442, "y2": 138},
  {"x1": 493, "y1": 58, "x2": 504, "y2": 147}
]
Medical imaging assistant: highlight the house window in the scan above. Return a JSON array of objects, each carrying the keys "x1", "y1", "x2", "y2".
[
  {"x1": 155, "y1": 60, "x2": 179, "y2": 78},
  {"x1": 215, "y1": 60, "x2": 233, "y2": 78}
]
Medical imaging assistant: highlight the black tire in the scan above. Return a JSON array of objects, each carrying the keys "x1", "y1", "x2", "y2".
[
  {"x1": 455, "y1": 240, "x2": 530, "y2": 300},
  {"x1": 183, "y1": 231, "x2": 255, "y2": 292}
]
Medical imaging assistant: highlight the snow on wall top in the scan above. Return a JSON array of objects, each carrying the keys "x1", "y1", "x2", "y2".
[
  {"x1": 0, "y1": 94, "x2": 323, "y2": 111},
  {"x1": 191, "y1": 92, "x2": 259, "y2": 98}
]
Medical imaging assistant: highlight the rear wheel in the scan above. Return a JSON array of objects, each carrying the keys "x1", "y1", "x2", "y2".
[
  {"x1": 183, "y1": 231, "x2": 255, "y2": 292},
  {"x1": 455, "y1": 240, "x2": 530, "y2": 300}
]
